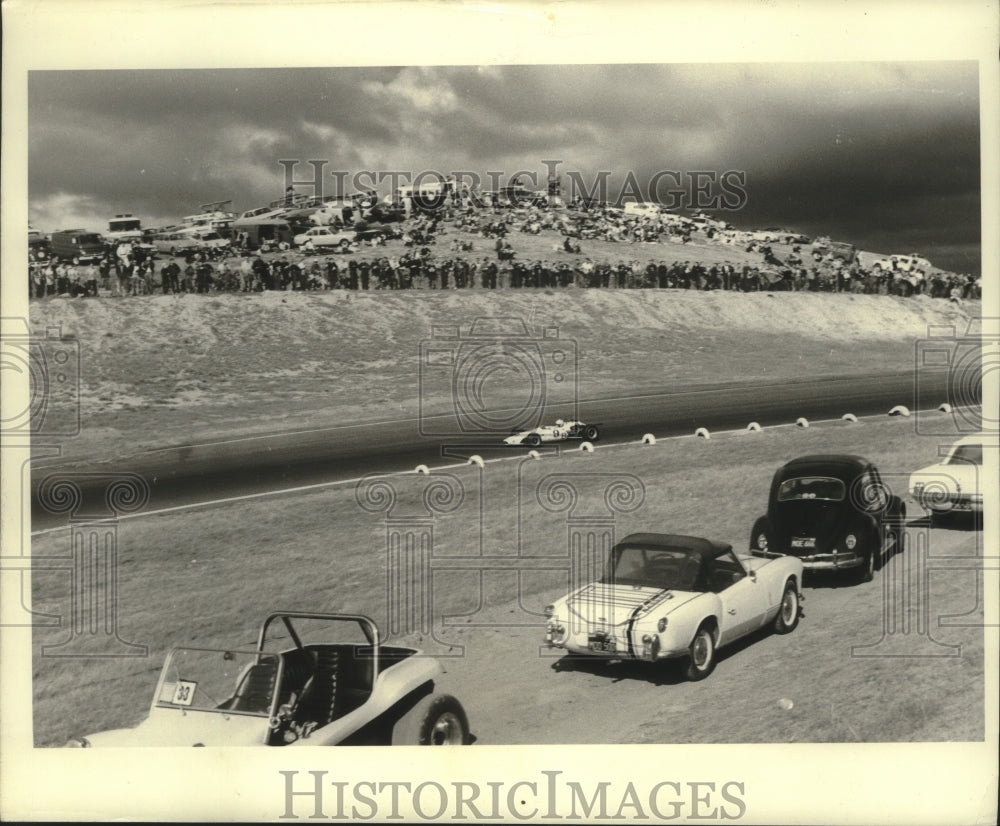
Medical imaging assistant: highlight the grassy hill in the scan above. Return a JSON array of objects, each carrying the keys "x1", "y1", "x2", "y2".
[{"x1": 28, "y1": 286, "x2": 980, "y2": 463}]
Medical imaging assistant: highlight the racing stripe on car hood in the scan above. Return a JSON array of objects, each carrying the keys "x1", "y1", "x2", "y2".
[{"x1": 625, "y1": 590, "x2": 674, "y2": 657}]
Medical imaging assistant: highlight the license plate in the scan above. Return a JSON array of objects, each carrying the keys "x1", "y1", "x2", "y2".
[
  {"x1": 588, "y1": 635, "x2": 616, "y2": 653},
  {"x1": 791, "y1": 537, "x2": 816, "y2": 548}
]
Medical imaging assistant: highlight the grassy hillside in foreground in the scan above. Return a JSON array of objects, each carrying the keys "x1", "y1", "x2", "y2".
[{"x1": 28, "y1": 290, "x2": 979, "y2": 462}]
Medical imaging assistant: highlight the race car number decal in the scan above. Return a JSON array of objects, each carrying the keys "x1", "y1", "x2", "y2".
[
  {"x1": 551, "y1": 430, "x2": 563, "y2": 439},
  {"x1": 171, "y1": 680, "x2": 197, "y2": 706}
]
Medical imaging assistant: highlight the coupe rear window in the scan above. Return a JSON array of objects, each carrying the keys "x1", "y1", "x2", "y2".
[
  {"x1": 947, "y1": 444, "x2": 982, "y2": 465},
  {"x1": 777, "y1": 476, "x2": 845, "y2": 502}
]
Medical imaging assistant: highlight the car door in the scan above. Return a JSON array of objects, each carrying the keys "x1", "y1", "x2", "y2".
[{"x1": 708, "y1": 551, "x2": 772, "y2": 645}]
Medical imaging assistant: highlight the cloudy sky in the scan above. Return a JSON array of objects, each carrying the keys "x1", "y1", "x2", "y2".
[{"x1": 28, "y1": 62, "x2": 980, "y2": 273}]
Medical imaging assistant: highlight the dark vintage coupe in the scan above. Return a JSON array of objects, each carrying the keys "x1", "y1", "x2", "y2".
[{"x1": 749, "y1": 454, "x2": 906, "y2": 582}]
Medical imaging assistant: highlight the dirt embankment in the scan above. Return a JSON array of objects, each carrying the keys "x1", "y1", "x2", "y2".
[{"x1": 28, "y1": 290, "x2": 979, "y2": 462}]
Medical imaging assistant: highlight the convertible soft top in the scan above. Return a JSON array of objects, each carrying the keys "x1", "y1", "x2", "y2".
[{"x1": 615, "y1": 533, "x2": 733, "y2": 562}]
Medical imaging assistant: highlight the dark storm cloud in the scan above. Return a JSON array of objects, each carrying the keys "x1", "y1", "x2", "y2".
[{"x1": 28, "y1": 61, "x2": 980, "y2": 273}]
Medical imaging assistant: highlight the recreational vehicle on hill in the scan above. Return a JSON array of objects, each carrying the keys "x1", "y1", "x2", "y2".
[{"x1": 105, "y1": 214, "x2": 144, "y2": 242}]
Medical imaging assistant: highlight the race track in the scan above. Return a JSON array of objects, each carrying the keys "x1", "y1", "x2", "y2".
[{"x1": 30, "y1": 369, "x2": 949, "y2": 530}]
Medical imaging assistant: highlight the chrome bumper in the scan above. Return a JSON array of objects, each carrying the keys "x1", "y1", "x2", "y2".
[{"x1": 751, "y1": 549, "x2": 863, "y2": 570}]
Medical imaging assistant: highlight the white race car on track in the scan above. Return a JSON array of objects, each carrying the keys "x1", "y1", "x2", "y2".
[
  {"x1": 908, "y1": 434, "x2": 984, "y2": 518},
  {"x1": 544, "y1": 533, "x2": 804, "y2": 680},
  {"x1": 503, "y1": 419, "x2": 600, "y2": 446}
]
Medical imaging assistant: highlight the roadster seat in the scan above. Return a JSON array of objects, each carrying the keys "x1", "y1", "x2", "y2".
[{"x1": 228, "y1": 661, "x2": 277, "y2": 713}]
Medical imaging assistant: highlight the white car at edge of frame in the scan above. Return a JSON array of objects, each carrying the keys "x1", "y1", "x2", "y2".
[{"x1": 908, "y1": 434, "x2": 984, "y2": 520}]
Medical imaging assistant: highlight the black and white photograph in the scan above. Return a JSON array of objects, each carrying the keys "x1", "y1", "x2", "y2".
[{"x1": 2, "y1": 1, "x2": 997, "y2": 822}]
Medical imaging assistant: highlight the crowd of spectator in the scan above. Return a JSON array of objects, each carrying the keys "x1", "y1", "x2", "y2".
[{"x1": 27, "y1": 201, "x2": 981, "y2": 301}]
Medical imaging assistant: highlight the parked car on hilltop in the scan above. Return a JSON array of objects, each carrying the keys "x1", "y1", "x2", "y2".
[
  {"x1": 294, "y1": 226, "x2": 355, "y2": 251},
  {"x1": 49, "y1": 229, "x2": 105, "y2": 263},
  {"x1": 749, "y1": 454, "x2": 906, "y2": 583},
  {"x1": 544, "y1": 533, "x2": 803, "y2": 680},
  {"x1": 66, "y1": 611, "x2": 470, "y2": 747},
  {"x1": 872, "y1": 253, "x2": 933, "y2": 275}
]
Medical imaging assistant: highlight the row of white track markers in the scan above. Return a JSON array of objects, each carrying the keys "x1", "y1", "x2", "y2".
[{"x1": 30, "y1": 402, "x2": 955, "y2": 535}]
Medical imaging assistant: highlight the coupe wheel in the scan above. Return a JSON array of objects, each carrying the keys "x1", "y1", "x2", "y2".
[
  {"x1": 684, "y1": 625, "x2": 716, "y2": 681},
  {"x1": 583, "y1": 425, "x2": 600, "y2": 441},
  {"x1": 773, "y1": 580, "x2": 799, "y2": 634},
  {"x1": 340, "y1": 239, "x2": 351, "y2": 251},
  {"x1": 391, "y1": 693, "x2": 469, "y2": 746},
  {"x1": 859, "y1": 547, "x2": 876, "y2": 583}
]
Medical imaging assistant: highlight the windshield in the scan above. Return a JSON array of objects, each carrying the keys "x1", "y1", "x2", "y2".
[
  {"x1": 155, "y1": 648, "x2": 279, "y2": 716},
  {"x1": 947, "y1": 444, "x2": 982, "y2": 465},
  {"x1": 603, "y1": 544, "x2": 702, "y2": 591},
  {"x1": 777, "y1": 476, "x2": 846, "y2": 502}
]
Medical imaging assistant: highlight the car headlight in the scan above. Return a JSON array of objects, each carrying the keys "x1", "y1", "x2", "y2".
[
  {"x1": 544, "y1": 604, "x2": 555, "y2": 618},
  {"x1": 65, "y1": 736, "x2": 91, "y2": 748},
  {"x1": 845, "y1": 534, "x2": 857, "y2": 550},
  {"x1": 756, "y1": 533, "x2": 768, "y2": 551},
  {"x1": 657, "y1": 617, "x2": 668, "y2": 633}
]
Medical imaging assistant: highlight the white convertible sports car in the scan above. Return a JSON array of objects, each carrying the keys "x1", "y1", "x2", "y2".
[
  {"x1": 908, "y1": 434, "x2": 984, "y2": 518},
  {"x1": 503, "y1": 419, "x2": 600, "y2": 446},
  {"x1": 544, "y1": 533, "x2": 804, "y2": 680}
]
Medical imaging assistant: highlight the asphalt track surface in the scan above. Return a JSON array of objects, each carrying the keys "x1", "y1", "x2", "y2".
[{"x1": 30, "y1": 369, "x2": 952, "y2": 530}]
